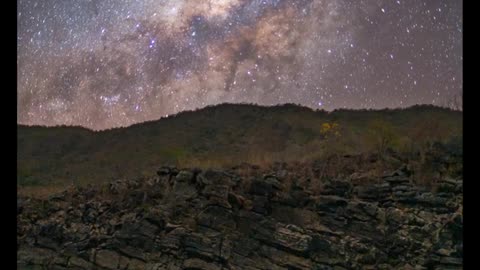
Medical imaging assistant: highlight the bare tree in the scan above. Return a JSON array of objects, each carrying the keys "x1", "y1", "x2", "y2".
[
  {"x1": 442, "y1": 92, "x2": 463, "y2": 111},
  {"x1": 367, "y1": 119, "x2": 398, "y2": 156}
]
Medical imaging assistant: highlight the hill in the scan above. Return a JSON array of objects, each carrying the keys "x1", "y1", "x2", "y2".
[
  {"x1": 17, "y1": 103, "x2": 463, "y2": 269},
  {"x1": 17, "y1": 103, "x2": 462, "y2": 190}
]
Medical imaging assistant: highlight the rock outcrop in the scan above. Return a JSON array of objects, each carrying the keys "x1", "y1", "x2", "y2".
[{"x1": 18, "y1": 164, "x2": 463, "y2": 269}]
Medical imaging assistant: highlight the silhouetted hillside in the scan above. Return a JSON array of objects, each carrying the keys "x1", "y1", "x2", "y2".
[{"x1": 17, "y1": 103, "x2": 462, "y2": 189}]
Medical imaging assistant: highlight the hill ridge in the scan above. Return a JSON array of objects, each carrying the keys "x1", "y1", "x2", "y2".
[
  {"x1": 18, "y1": 103, "x2": 462, "y2": 188},
  {"x1": 17, "y1": 103, "x2": 460, "y2": 132}
]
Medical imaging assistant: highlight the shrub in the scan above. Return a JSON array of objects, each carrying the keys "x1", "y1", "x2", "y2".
[{"x1": 367, "y1": 119, "x2": 399, "y2": 156}]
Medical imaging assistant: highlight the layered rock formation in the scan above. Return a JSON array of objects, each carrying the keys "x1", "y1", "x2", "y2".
[{"x1": 18, "y1": 164, "x2": 463, "y2": 269}]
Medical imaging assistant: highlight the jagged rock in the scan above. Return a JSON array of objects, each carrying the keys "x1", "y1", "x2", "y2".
[
  {"x1": 183, "y1": 258, "x2": 221, "y2": 270},
  {"x1": 384, "y1": 175, "x2": 410, "y2": 185},
  {"x1": 202, "y1": 184, "x2": 231, "y2": 208},
  {"x1": 175, "y1": 170, "x2": 194, "y2": 183},
  {"x1": 392, "y1": 184, "x2": 414, "y2": 192},
  {"x1": 289, "y1": 185, "x2": 313, "y2": 207},
  {"x1": 36, "y1": 236, "x2": 61, "y2": 250},
  {"x1": 127, "y1": 258, "x2": 147, "y2": 270},
  {"x1": 68, "y1": 256, "x2": 95, "y2": 269},
  {"x1": 320, "y1": 179, "x2": 352, "y2": 197},
  {"x1": 437, "y1": 178, "x2": 463, "y2": 195},
  {"x1": 348, "y1": 171, "x2": 377, "y2": 185},
  {"x1": 385, "y1": 164, "x2": 412, "y2": 177},
  {"x1": 116, "y1": 245, "x2": 146, "y2": 261},
  {"x1": 109, "y1": 180, "x2": 129, "y2": 194},
  {"x1": 253, "y1": 222, "x2": 314, "y2": 256},
  {"x1": 183, "y1": 232, "x2": 224, "y2": 261},
  {"x1": 264, "y1": 175, "x2": 283, "y2": 188},
  {"x1": 259, "y1": 245, "x2": 313, "y2": 270},
  {"x1": 198, "y1": 169, "x2": 232, "y2": 186},
  {"x1": 17, "y1": 198, "x2": 26, "y2": 214},
  {"x1": 17, "y1": 247, "x2": 58, "y2": 266},
  {"x1": 48, "y1": 193, "x2": 66, "y2": 202},
  {"x1": 250, "y1": 177, "x2": 281, "y2": 197},
  {"x1": 157, "y1": 166, "x2": 178, "y2": 176},
  {"x1": 157, "y1": 226, "x2": 188, "y2": 252},
  {"x1": 354, "y1": 183, "x2": 391, "y2": 201},
  {"x1": 227, "y1": 192, "x2": 247, "y2": 210},
  {"x1": 315, "y1": 195, "x2": 348, "y2": 213},
  {"x1": 17, "y1": 163, "x2": 463, "y2": 269},
  {"x1": 172, "y1": 180, "x2": 197, "y2": 200},
  {"x1": 144, "y1": 212, "x2": 166, "y2": 230},
  {"x1": 249, "y1": 195, "x2": 269, "y2": 214},
  {"x1": 196, "y1": 205, "x2": 236, "y2": 230},
  {"x1": 345, "y1": 201, "x2": 378, "y2": 221},
  {"x1": 413, "y1": 193, "x2": 449, "y2": 208},
  {"x1": 94, "y1": 249, "x2": 120, "y2": 269}
]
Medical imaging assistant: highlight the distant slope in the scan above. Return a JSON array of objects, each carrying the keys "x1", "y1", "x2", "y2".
[{"x1": 17, "y1": 103, "x2": 462, "y2": 186}]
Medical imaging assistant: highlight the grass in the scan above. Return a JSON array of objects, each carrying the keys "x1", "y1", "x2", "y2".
[{"x1": 18, "y1": 103, "x2": 462, "y2": 193}]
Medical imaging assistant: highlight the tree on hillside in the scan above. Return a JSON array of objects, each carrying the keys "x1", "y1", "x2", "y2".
[
  {"x1": 409, "y1": 117, "x2": 446, "y2": 163},
  {"x1": 317, "y1": 122, "x2": 343, "y2": 179},
  {"x1": 320, "y1": 122, "x2": 342, "y2": 155},
  {"x1": 442, "y1": 92, "x2": 462, "y2": 111},
  {"x1": 320, "y1": 122, "x2": 340, "y2": 140},
  {"x1": 367, "y1": 119, "x2": 398, "y2": 156}
]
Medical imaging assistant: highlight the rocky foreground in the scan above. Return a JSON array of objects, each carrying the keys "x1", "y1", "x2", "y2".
[{"x1": 18, "y1": 163, "x2": 463, "y2": 269}]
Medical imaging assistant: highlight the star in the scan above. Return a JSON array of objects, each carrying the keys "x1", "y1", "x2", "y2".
[{"x1": 17, "y1": 0, "x2": 463, "y2": 130}]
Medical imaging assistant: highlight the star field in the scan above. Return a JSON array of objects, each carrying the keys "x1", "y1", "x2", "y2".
[{"x1": 18, "y1": 0, "x2": 462, "y2": 130}]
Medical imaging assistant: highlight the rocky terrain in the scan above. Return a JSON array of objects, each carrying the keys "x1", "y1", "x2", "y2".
[{"x1": 17, "y1": 158, "x2": 463, "y2": 270}]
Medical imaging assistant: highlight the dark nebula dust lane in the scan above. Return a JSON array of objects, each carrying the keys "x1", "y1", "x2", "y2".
[{"x1": 17, "y1": 0, "x2": 462, "y2": 130}]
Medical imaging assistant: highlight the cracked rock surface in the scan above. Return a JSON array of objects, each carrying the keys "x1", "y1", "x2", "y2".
[{"x1": 18, "y1": 163, "x2": 462, "y2": 269}]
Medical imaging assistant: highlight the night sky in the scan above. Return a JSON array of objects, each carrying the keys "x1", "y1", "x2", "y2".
[{"x1": 17, "y1": 0, "x2": 462, "y2": 130}]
